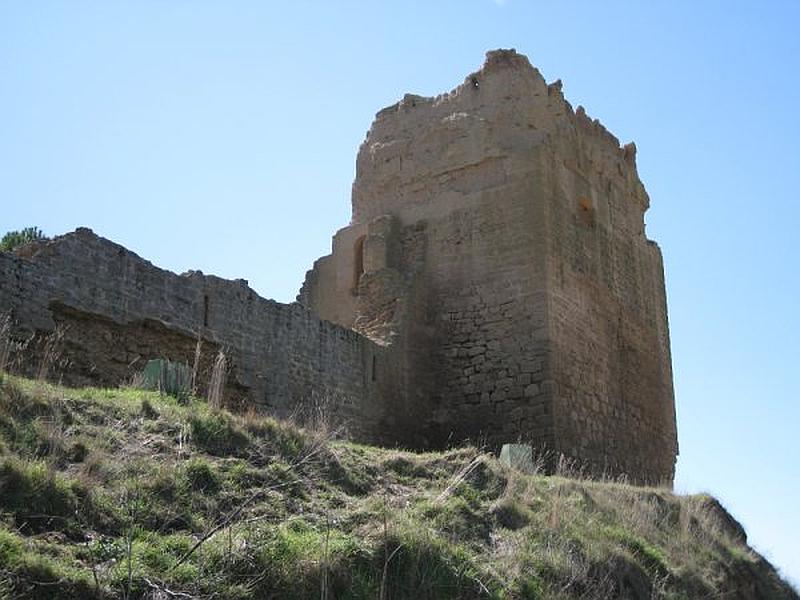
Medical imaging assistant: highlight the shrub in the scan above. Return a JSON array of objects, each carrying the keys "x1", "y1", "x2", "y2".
[{"x1": 0, "y1": 227, "x2": 47, "y2": 253}]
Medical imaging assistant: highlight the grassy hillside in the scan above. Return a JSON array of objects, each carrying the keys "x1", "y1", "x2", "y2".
[{"x1": 0, "y1": 373, "x2": 795, "y2": 599}]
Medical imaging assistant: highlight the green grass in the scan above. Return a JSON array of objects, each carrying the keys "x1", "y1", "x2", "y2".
[
  {"x1": 188, "y1": 409, "x2": 250, "y2": 456},
  {"x1": 0, "y1": 372, "x2": 795, "y2": 599},
  {"x1": 0, "y1": 457, "x2": 89, "y2": 536}
]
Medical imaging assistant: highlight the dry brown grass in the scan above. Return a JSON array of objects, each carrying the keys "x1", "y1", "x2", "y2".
[
  {"x1": 207, "y1": 349, "x2": 227, "y2": 410},
  {"x1": 0, "y1": 313, "x2": 11, "y2": 375},
  {"x1": 190, "y1": 337, "x2": 202, "y2": 396},
  {"x1": 35, "y1": 325, "x2": 65, "y2": 382}
]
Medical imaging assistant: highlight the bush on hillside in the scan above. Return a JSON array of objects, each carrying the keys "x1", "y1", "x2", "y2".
[{"x1": 0, "y1": 227, "x2": 48, "y2": 253}]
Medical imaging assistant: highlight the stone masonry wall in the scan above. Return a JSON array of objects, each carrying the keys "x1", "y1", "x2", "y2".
[
  {"x1": 301, "y1": 49, "x2": 677, "y2": 483},
  {"x1": 0, "y1": 229, "x2": 389, "y2": 440},
  {"x1": 302, "y1": 51, "x2": 562, "y2": 451}
]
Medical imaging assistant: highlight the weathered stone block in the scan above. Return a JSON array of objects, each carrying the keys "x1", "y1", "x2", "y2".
[{"x1": 524, "y1": 383, "x2": 540, "y2": 397}]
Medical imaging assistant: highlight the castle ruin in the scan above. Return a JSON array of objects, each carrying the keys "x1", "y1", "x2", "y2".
[{"x1": 0, "y1": 50, "x2": 678, "y2": 484}]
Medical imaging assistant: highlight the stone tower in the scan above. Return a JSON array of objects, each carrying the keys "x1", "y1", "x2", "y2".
[{"x1": 299, "y1": 49, "x2": 677, "y2": 484}]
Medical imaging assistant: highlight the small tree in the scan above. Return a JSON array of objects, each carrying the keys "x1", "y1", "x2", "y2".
[{"x1": 0, "y1": 227, "x2": 47, "y2": 252}]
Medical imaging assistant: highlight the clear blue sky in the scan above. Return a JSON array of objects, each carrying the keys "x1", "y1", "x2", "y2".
[{"x1": 2, "y1": 0, "x2": 798, "y2": 586}]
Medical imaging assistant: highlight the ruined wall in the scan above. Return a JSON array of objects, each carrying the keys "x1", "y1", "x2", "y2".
[
  {"x1": 0, "y1": 228, "x2": 389, "y2": 439},
  {"x1": 301, "y1": 49, "x2": 677, "y2": 482}
]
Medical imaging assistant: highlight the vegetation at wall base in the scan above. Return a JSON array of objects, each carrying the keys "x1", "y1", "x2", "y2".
[{"x1": 0, "y1": 373, "x2": 795, "y2": 599}]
